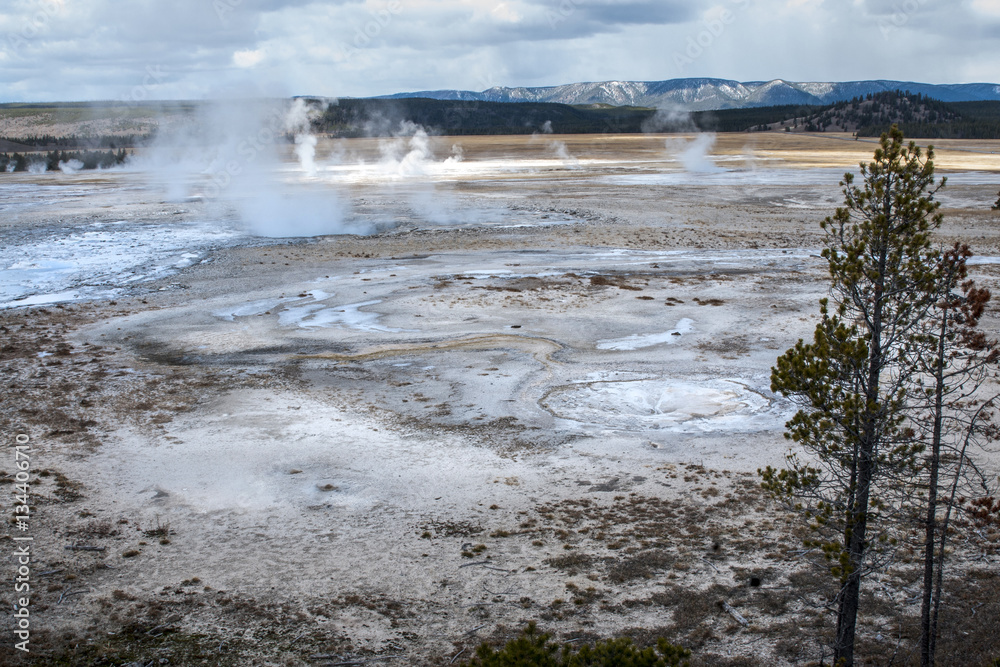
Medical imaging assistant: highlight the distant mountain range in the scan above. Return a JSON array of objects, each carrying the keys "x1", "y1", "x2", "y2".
[{"x1": 376, "y1": 78, "x2": 1000, "y2": 111}]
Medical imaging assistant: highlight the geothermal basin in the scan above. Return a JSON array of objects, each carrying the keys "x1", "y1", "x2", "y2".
[{"x1": 3, "y1": 132, "x2": 1000, "y2": 664}]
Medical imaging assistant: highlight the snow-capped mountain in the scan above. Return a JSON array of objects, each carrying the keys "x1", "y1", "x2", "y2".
[{"x1": 376, "y1": 78, "x2": 1000, "y2": 110}]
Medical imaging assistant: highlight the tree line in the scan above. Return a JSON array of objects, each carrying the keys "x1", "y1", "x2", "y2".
[
  {"x1": 312, "y1": 97, "x2": 658, "y2": 136},
  {"x1": 304, "y1": 93, "x2": 1000, "y2": 138},
  {"x1": 0, "y1": 134, "x2": 144, "y2": 149},
  {"x1": 310, "y1": 98, "x2": 829, "y2": 136},
  {"x1": 779, "y1": 90, "x2": 1000, "y2": 138},
  {"x1": 0, "y1": 148, "x2": 129, "y2": 172},
  {"x1": 738, "y1": 90, "x2": 1000, "y2": 138},
  {"x1": 5, "y1": 95, "x2": 997, "y2": 142}
]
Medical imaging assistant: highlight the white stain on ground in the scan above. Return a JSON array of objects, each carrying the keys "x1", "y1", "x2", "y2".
[
  {"x1": 212, "y1": 298, "x2": 286, "y2": 321},
  {"x1": 545, "y1": 378, "x2": 787, "y2": 433},
  {"x1": 0, "y1": 220, "x2": 240, "y2": 308},
  {"x1": 279, "y1": 299, "x2": 407, "y2": 332},
  {"x1": 596, "y1": 318, "x2": 694, "y2": 350}
]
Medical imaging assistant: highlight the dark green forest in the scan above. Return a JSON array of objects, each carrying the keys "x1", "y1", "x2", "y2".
[
  {"x1": 0, "y1": 149, "x2": 129, "y2": 172},
  {"x1": 2, "y1": 93, "x2": 998, "y2": 171},
  {"x1": 313, "y1": 97, "x2": 657, "y2": 135},
  {"x1": 0, "y1": 134, "x2": 141, "y2": 149},
  {"x1": 690, "y1": 104, "x2": 822, "y2": 132},
  {"x1": 310, "y1": 95, "x2": 1000, "y2": 138},
  {"x1": 750, "y1": 90, "x2": 1000, "y2": 138},
  {"x1": 878, "y1": 99, "x2": 1000, "y2": 139},
  {"x1": 311, "y1": 97, "x2": 826, "y2": 136}
]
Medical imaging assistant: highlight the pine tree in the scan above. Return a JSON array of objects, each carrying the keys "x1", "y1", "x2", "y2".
[
  {"x1": 761, "y1": 126, "x2": 946, "y2": 666},
  {"x1": 910, "y1": 244, "x2": 998, "y2": 667}
]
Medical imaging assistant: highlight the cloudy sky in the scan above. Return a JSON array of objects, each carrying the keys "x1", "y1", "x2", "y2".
[{"x1": 1, "y1": 0, "x2": 998, "y2": 102}]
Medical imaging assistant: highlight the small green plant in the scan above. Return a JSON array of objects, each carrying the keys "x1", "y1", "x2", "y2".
[{"x1": 462, "y1": 622, "x2": 690, "y2": 666}]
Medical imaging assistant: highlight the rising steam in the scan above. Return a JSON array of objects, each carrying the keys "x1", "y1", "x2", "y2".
[
  {"x1": 379, "y1": 121, "x2": 435, "y2": 177},
  {"x1": 286, "y1": 98, "x2": 321, "y2": 178},
  {"x1": 139, "y1": 96, "x2": 365, "y2": 238},
  {"x1": 677, "y1": 133, "x2": 721, "y2": 173},
  {"x1": 532, "y1": 120, "x2": 580, "y2": 169},
  {"x1": 645, "y1": 105, "x2": 723, "y2": 174}
]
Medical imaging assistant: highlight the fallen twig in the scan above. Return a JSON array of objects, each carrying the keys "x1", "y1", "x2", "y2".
[
  {"x1": 57, "y1": 588, "x2": 88, "y2": 604},
  {"x1": 876, "y1": 580, "x2": 897, "y2": 602},
  {"x1": 482, "y1": 583, "x2": 516, "y2": 596},
  {"x1": 701, "y1": 558, "x2": 721, "y2": 573},
  {"x1": 464, "y1": 624, "x2": 487, "y2": 636},
  {"x1": 721, "y1": 601, "x2": 749, "y2": 627},
  {"x1": 64, "y1": 545, "x2": 105, "y2": 552},
  {"x1": 146, "y1": 622, "x2": 173, "y2": 636},
  {"x1": 449, "y1": 648, "x2": 466, "y2": 665},
  {"x1": 38, "y1": 569, "x2": 65, "y2": 576},
  {"x1": 321, "y1": 656, "x2": 404, "y2": 666},
  {"x1": 459, "y1": 560, "x2": 490, "y2": 568}
]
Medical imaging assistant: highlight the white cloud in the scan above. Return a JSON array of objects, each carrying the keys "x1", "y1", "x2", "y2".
[
  {"x1": 491, "y1": 2, "x2": 522, "y2": 23},
  {"x1": 0, "y1": 0, "x2": 995, "y2": 102},
  {"x1": 971, "y1": 0, "x2": 1000, "y2": 18},
  {"x1": 233, "y1": 48, "x2": 266, "y2": 68}
]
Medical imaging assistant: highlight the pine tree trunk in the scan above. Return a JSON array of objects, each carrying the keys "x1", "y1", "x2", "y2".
[
  {"x1": 920, "y1": 315, "x2": 947, "y2": 667},
  {"x1": 835, "y1": 226, "x2": 889, "y2": 667},
  {"x1": 834, "y1": 347, "x2": 880, "y2": 666},
  {"x1": 835, "y1": 454, "x2": 873, "y2": 667}
]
